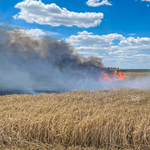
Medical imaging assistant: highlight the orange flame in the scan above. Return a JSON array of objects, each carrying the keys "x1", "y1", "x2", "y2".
[{"x1": 99, "y1": 69, "x2": 128, "y2": 81}]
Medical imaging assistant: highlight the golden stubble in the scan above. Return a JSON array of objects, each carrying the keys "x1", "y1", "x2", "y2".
[{"x1": 0, "y1": 88, "x2": 150, "y2": 149}]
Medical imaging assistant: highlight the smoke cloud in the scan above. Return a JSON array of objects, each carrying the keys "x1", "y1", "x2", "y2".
[
  {"x1": 0, "y1": 27, "x2": 150, "y2": 95},
  {"x1": 0, "y1": 27, "x2": 105, "y2": 94}
]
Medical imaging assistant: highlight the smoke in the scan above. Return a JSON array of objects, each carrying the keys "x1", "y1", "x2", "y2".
[
  {"x1": 0, "y1": 27, "x2": 150, "y2": 95},
  {"x1": 0, "y1": 27, "x2": 106, "y2": 94}
]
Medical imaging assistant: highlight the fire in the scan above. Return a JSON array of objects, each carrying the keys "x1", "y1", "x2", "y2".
[{"x1": 99, "y1": 69, "x2": 128, "y2": 81}]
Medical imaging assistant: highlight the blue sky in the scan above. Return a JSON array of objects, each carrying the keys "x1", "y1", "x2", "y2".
[{"x1": 0, "y1": 0, "x2": 150, "y2": 69}]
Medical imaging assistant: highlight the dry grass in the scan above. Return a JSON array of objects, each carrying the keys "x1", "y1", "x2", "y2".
[
  {"x1": 125, "y1": 72, "x2": 150, "y2": 79},
  {"x1": 1, "y1": 86, "x2": 150, "y2": 149}
]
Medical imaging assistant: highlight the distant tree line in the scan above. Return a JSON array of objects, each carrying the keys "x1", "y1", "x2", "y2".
[{"x1": 107, "y1": 67, "x2": 150, "y2": 72}]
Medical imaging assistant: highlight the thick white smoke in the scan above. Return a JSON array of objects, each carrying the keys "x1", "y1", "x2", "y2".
[
  {"x1": 0, "y1": 27, "x2": 150, "y2": 95},
  {"x1": 0, "y1": 27, "x2": 105, "y2": 94}
]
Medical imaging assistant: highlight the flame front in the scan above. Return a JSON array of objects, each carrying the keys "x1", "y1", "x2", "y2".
[{"x1": 99, "y1": 69, "x2": 128, "y2": 81}]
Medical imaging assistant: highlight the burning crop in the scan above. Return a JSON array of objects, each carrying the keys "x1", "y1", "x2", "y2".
[
  {"x1": 0, "y1": 27, "x2": 149, "y2": 95},
  {"x1": 1, "y1": 26, "x2": 150, "y2": 150},
  {"x1": 99, "y1": 69, "x2": 128, "y2": 81},
  {"x1": 0, "y1": 27, "x2": 131, "y2": 95}
]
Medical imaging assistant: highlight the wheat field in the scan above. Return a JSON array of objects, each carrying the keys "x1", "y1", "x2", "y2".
[
  {"x1": 1, "y1": 79, "x2": 150, "y2": 150},
  {"x1": 125, "y1": 72, "x2": 150, "y2": 79}
]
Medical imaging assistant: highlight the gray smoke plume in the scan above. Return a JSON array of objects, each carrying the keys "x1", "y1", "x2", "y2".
[
  {"x1": 0, "y1": 27, "x2": 106, "y2": 94},
  {"x1": 0, "y1": 27, "x2": 150, "y2": 95}
]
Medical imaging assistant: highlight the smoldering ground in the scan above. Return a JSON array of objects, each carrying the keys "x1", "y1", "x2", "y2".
[{"x1": 0, "y1": 27, "x2": 150, "y2": 95}]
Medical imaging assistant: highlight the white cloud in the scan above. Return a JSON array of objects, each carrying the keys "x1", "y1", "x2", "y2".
[
  {"x1": 13, "y1": 0, "x2": 104, "y2": 28},
  {"x1": 15, "y1": 28, "x2": 60, "y2": 37},
  {"x1": 66, "y1": 31, "x2": 150, "y2": 68},
  {"x1": 77, "y1": 51, "x2": 101, "y2": 58},
  {"x1": 86, "y1": 0, "x2": 112, "y2": 7},
  {"x1": 141, "y1": 0, "x2": 150, "y2": 1},
  {"x1": 18, "y1": 28, "x2": 46, "y2": 37},
  {"x1": 128, "y1": 33, "x2": 136, "y2": 36},
  {"x1": 66, "y1": 30, "x2": 124, "y2": 50},
  {"x1": 119, "y1": 37, "x2": 150, "y2": 46}
]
